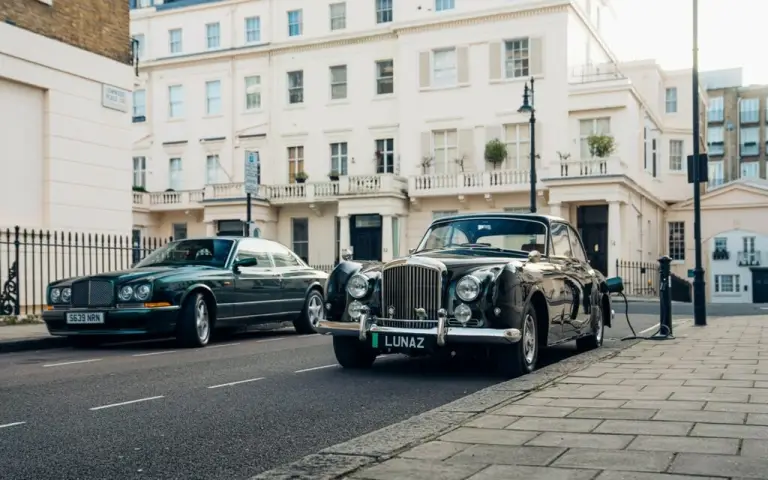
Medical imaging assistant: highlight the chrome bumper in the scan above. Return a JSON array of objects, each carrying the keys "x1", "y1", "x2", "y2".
[{"x1": 316, "y1": 310, "x2": 521, "y2": 347}]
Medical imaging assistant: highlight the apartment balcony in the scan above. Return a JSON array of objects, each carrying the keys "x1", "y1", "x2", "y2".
[
  {"x1": 712, "y1": 249, "x2": 730, "y2": 261},
  {"x1": 555, "y1": 157, "x2": 628, "y2": 179},
  {"x1": 569, "y1": 63, "x2": 627, "y2": 84},
  {"x1": 737, "y1": 251, "x2": 761, "y2": 267},
  {"x1": 408, "y1": 170, "x2": 530, "y2": 207},
  {"x1": 132, "y1": 189, "x2": 205, "y2": 212}
]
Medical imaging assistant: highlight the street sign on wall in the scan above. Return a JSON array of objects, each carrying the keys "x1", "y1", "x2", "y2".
[{"x1": 244, "y1": 151, "x2": 260, "y2": 195}]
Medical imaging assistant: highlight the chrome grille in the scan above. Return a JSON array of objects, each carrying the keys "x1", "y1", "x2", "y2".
[
  {"x1": 71, "y1": 280, "x2": 114, "y2": 307},
  {"x1": 382, "y1": 264, "x2": 441, "y2": 320}
]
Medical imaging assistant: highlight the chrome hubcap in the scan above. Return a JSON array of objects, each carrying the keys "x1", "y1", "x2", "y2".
[
  {"x1": 522, "y1": 314, "x2": 536, "y2": 364},
  {"x1": 196, "y1": 297, "x2": 210, "y2": 342},
  {"x1": 307, "y1": 295, "x2": 324, "y2": 328}
]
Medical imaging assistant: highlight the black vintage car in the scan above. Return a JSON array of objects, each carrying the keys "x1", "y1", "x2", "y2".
[
  {"x1": 317, "y1": 213, "x2": 618, "y2": 377},
  {"x1": 42, "y1": 237, "x2": 328, "y2": 347}
]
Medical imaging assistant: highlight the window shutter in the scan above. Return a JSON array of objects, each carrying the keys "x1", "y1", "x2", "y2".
[
  {"x1": 529, "y1": 37, "x2": 543, "y2": 76},
  {"x1": 457, "y1": 46, "x2": 470, "y2": 84},
  {"x1": 419, "y1": 51, "x2": 431, "y2": 89},
  {"x1": 420, "y1": 131, "x2": 432, "y2": 159},
  {"x1": 488, "y1": 42, "x2": 502, "y2": 81},
  {"x1": 458, "y1": 129, "x2": 474, "y2": 171}
]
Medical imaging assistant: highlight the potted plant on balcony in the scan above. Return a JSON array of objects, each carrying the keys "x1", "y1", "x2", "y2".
[
  {"x1": 295, "y1": 171, "x2": 308, "y2": 184},
  {"x1": 484, "y1": 139, "x2": 507, "y2": 170},
  {"x1": 328, "y1": 169, "x2": 340, "y2": 181},
  {"x1": 587, "y1": 133, "x2": 616, "y2": 158},
  {"x1": 132, "y1": 185, "x2": 147, "y2": 193}
]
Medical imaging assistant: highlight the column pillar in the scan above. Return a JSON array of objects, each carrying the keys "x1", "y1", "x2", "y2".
[
  {"x1": 338, "y1": 214, "x2": 350, "y2": 260},
  {"x1": 205, "y1": 221, "x2": 217, "y2": 236},
  {"x1": 548, "y1": 202, "x2": 562, "y2": 219},
  {"x1": 381, "y1": 214, "x2": 393, "y2": 262},
  {"x1": 608, "y1": 201, "x2": 622, "y2": 278}
]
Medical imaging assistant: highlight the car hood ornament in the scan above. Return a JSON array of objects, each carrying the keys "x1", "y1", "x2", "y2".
[{"x1": 415, "y1": 307, "x2": 427, "y2": 320}]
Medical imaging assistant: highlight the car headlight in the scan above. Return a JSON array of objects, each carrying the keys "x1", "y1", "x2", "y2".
[
  {"x1": 50, "y1": 288, "x2": 61, "y2": 303},
  {"x1": 118, "y1": 285, "x2": 134, "y2": 302},
  {"x1": 61, "y1": 288, "x2": 71, "y2": 303},
  {"x1": 347, "y1": 300, "x2": 364, "y2": 319},
  {"x1": 454, "y1": 303, "x2": 472, "y2": 325},
  {"x1": 346, "y1": 274, "x2": 369, "y2": 299},
  {"x1": 456, "y1": 275, "x2": 481, "y2": 302},
  {"x1": 134, "y1": 284, "x2": 152, "y2": 301}
]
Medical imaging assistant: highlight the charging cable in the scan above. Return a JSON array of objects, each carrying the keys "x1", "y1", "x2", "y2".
[{"x1": 617, "y1": 291, "x2": 675, "y2": 341}]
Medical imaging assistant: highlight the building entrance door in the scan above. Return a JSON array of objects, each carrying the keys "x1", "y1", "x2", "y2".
[
  {"x1": 577, "y1": 205, "x2": 609, "y2": 276},
  {"x1": 350, "y1": 214, "x2": 382, "y2": 261}
]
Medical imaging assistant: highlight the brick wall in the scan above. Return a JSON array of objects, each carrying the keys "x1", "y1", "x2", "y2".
[{"x1": 1, "y1": 0, "x2": 131, "y2": 65}]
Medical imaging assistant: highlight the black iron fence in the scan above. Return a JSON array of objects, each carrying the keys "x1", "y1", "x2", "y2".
[
  {"x1": 1, "y1": 226, "x2": 171, "y2": 316},
  {"x1": 615, "y1": 260, "x2": 659, "y2": 297}
]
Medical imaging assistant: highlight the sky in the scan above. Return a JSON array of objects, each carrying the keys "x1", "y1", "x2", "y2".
[{"x1": 609, "y1": 0, "x2": 763, "y2": 85}]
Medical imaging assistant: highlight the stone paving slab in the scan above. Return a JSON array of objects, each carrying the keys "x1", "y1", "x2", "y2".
[
  {"x1": 253, "y1": 315, "x2": 768, "y2": 479},
  {"x1": 0, "y1": 323, "x2": 67, "y2": 353}
]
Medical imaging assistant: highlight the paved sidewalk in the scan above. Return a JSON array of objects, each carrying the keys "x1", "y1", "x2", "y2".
[
  {"x1": 339, "y1": 315, "x2": 768, "y2": 480},
  {"x1": 0, "y1": 323, "x2": 66, "y2": 352}
]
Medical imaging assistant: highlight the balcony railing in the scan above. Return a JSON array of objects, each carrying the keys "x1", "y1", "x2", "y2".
[
  {"x1": 408, "y1": 170, "x2": 530, "y2": 196},
  {"x1": 557, "y1": 157, "x2": 627, "y2": 178},
  {"x1": 712, "y1": 249, "x2": 730, "y2": 261},
  {"x1": 737, "y1": 251, "x2": 761, "y2": 267},
  {"x1": 569, "y1": 63, "x2": 626, "y2": 84}
]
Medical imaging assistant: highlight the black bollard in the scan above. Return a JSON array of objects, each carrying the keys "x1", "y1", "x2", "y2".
[{"x1": 657, "y1": 255, "x2": 673, "y2": 337}]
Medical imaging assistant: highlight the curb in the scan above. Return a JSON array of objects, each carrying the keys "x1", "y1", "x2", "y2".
[
  {"x1": 0, "y1": 336, "x2": 69, "y2": 354},
  {"x1": 249, "y1": 336, "x2": 654, "y2": 480}
]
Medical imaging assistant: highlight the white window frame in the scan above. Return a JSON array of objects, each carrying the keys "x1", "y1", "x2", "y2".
[
  {"x1": 579, "y1": 117, "x2": 611, "y2": 159},
  {"x1": 291, "y1": 218, "x2": 309, "y2": 263},
  {"x1": 669, "y1": 139, "x2": 684, "y2": 171},
  {"x1": 133, "y1": 156, "x2": 146, "y2": 188},
  {"x1": 740, "y1": 98, "x2": 760, "y2": 124},
  {"x1": 287, "y1": 146, "x2": 304, "y2": 183},
  {"x1": 330, "y1": 142, "x2": 348, "y2": 175},
  {"x1": 205, "y1": 80, "x2": 222, "y2": 115},
  {"x1": 665, "y1": 87, "x2": 677, "y2": 113},
  {"x1": 288, "y1": 9, "x2": 303, "y2": 37},
  {"x1": 287, "y1": 70, "x2": 304, "y2": 104},
  {"x1": 503, "y1": 123, "x2": 530, "y2": 170},
  {"x1": 432, "y1": 129, "x2": 458, "y2": 174},
  {"x1": 741, "y1": 161, "x2": 759, "y2": 179},
  {"x1": 431, "y1": 48, "x2": 457, "y2": 87},
  {"x1": 376, "y1": 0, "x2": 393, "y2": 24},
  {"x1": 740, "y1": 126, "x2": 759, "y2": 156},
  {"x1": 330, "y1": 65, "x2": 347, "y2": 100},
  {"x1": 245, "y1": 16, "x2": 261, "y2": 43},
  {"x1": 206, "y1": 22, "x2": 220, "y2": 50},
  {"x1": 435, "y1": 0, "x2": 455, "y2": 11},
  {"x1": 205, "y1": 154, "x2": 219, "y2": 184},
  {"x1": 375, "y1": 59, "x2": 394, "y2": 95},
  {"x1": 714, "y1": 274, "x2": 740, "y2": 294},
  {"x1": 245, "y1": 75, "x2": 261, "y2": 110},
  {"x1": 503, "y1": 37, "x2": 530, "y2": 79},
  {"x1": 668, "y1": 221, "x2": 685, "y2": 261},
  {"x1": 132, "y1": 89, "x2": 146, "y2": 118},
  {"x1": 169, "y1": 157, "x2": 183, "y2": 190},
  {"x1": 375, "y1": 138, "x2": 395, "y2": 174},
  {"x1": 707, "y1": 96, "x2": 724, "y2": 122},
  {"x1": 168, "y1": 28, "x2": 182, "y2": 54},
  {"x1": 168, "y1": 85, "x2": 183, "y2": 118},
  {"x1": 707, "y1": 125, "x2": 724, "y2": 156},
  {"x1": 708, "y1": 160, "x2": 724, "y2": 188},
  {"x1": 329, "y1": 2, "x2": 346, "y2": 30}
]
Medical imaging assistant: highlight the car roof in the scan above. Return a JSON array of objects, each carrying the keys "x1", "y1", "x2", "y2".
[
  {"x1": 170, "y1": 236, "x2": 276, "y2": 244},
  {"x1": 429, "y1": 212, "x2": 565, "y2": 225}
]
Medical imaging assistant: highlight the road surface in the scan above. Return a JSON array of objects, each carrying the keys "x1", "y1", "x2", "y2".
[{"x1": 0, "y1": 314, "x2": 664, "y2": 480}]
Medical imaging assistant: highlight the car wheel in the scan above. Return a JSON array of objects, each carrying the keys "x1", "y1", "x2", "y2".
[
  {"x1": 495, "y1": 303, "x2": 539, "y2": 378},
  {"x1": 576, "y1": 296, "x2": 604, "y2": 351},
  {"x1": 332, "y1": 336, "x2": 377, "y2": 369},
  {"x1": 294, "y1": 290, "x2": 324, "y2": 334},
  {"x1": 177, "y1": 292, "x2": 211, "y2": 348}
]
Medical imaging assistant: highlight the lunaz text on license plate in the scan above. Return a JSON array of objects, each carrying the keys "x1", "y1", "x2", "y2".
[
  {"x1": 66, "y1": 312, "x2": 105, "y2": 324},
  {"x1": 372, "y1": 333, "x2": 425, "y2": 349}
]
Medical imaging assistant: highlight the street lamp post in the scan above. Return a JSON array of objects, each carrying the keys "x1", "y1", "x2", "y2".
[
  {"x1": 691, "y1": 0, "x2": 706, "y2": 326},
  {"x1": 517, "y1": 77, "x2": 537, "y2": 213}
]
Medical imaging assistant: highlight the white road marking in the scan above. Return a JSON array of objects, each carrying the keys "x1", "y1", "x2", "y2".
[
  {"x1": 0, "y1": 422, "x2": 26, "y2": 429},
  {"x1": 207, "y1": 377, "x2": 265, "y2": 389},
  {"x1": 42, "y1": 358, "x2": 102, "y2": 368},
  {"x1": 89, "y1": 396, "x2": 165, "y2": 411},
  {"x1": 256, "y1": 337, "x2": 286, "y2": 343},
  {"x1": 209, "y1": 343, "x2": 241, "y2": 348},
  {"x1": 132, "y1": 351, "x2": 176, "y2": 357},
  {"x1": 295, "y1": 364, "x2": 336, "y2": 373}
]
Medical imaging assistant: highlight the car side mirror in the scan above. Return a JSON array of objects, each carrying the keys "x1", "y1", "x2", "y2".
[{"x1": 233, "y1": 257, "x2": 258, "y2": 270}]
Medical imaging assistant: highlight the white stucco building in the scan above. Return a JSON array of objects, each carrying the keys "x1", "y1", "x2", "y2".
[{"x1": 129, "y1": 0, "x2": 706, "y2": 278}]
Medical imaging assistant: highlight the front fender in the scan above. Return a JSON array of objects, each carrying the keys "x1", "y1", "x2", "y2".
[
  {"x1": 179, "y1": 283, "x2": 217, "y2": 307},
  {"x1": 326, "y1": 261, "x2": 364, "y2": 319}
]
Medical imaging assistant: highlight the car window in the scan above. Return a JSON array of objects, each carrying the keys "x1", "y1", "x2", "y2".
[
  {"x1": 566, "y1": 226, "x2": 589, "y2": 263},
  {"x1": 261, "y1": 242, "x2": 302, "y2": 268},
  {"x1": 550, "y1": 223, "x2": 572, "y2": 257},
  {"x1": 234, "y1": 240, "x2": 273, "y2": 268},
  {"x1": 418, "y1": 218, "x2": 546, "y2": 253}
]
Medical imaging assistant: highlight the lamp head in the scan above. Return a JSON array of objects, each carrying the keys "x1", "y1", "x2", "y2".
[{"x1": 517, "y1": 82, "x2": 533, "y2": 113}]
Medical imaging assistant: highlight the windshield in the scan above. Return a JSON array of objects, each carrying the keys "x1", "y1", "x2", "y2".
[
  {"x1": 134, "y1": 238, "x2": 235, "y2": 268},
  {"x1": 416, "y1": 217, "x2": 548, "y2": 254}
]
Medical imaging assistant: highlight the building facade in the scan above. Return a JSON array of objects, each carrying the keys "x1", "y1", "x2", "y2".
[
  {"x1": 129, "y1": 0, "x2": 703, "y2": 277},
  {"x1": 0, "y1": 0, "x2": 136, "y2": 233}
]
